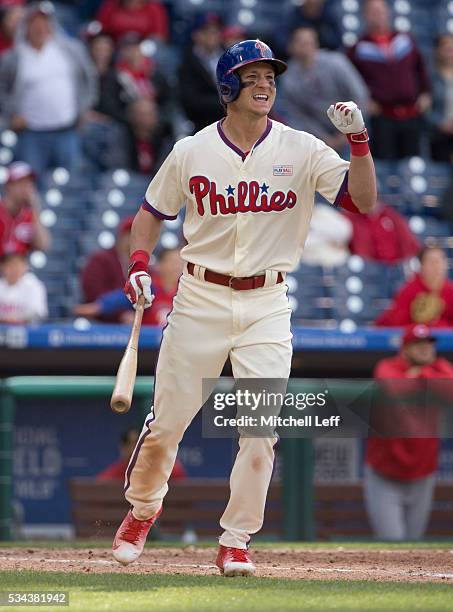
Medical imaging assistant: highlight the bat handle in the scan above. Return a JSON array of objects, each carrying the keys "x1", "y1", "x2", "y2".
[
  {"x1": 129, "y1": 294, "x2": 145, "y2": 344},
  {"x1": 110, "y1": 293, "x2": 146, "y2": 414}
]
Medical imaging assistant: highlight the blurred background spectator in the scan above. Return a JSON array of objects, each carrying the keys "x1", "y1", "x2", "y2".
[
  {"x1": 114, "y1": 32, "x2": 170, "y2": 105},
  {"x1": 147, "y1": 247, "x2": 183, "y2": 325},
  {"x1": 178, "y1": 12, "x2": 224, "y2": 134},
  {"x1": 375, "y1": 247, "x2": 453, "y2": 327},
  {"x1": 85, "y1": 24, "x2": 122, "y2": 121},
  {"x1": 428, "y1": 33, "x2": 453, "y2": 162},
  {"x1": 345, "y1": 198, "x2": 420, "y2": 264},
  {"x1": 0, "y1": 250, "x2": 47, "y2": 323},
  {"x1": 0, "y1": 1, "x2": 97, "y2": 176},
  {"x1": 74, "y1": 245, "x2": 182, "y2": 326},
  {"x1": 80, "y1": 23, "x2": 126, "y2": 171},
  {"x1": 277, "y1": 26, "x2": 368, "y2": 152},
  {"x1": 365, "y1": 324, "x2": 453, "y2": 540},
  {"x1": 96, "y1": 0, "x2": 169, "y2": 43},
  {"x1": 0, "y1": 0, "x2": 25, "y2": 55},
  {"x1": 348, "y1": 0, "x2": 431, "y2": 160},
  {"x1": 77, "y1": 215, "x2": 134, "y2": 323},
  {"x1": 275, "y1": 0, "x2": 342, "y2": 57},
  {"x1": 0, "y1": 0, "x2": 449, "y2": 333},
  {"x1": 439, "y1": 165, "x2": 453, "y2": 223},
  {"x1": 0, "y1": 161, "x2": 49, "y2": 257},
  {"x1": 73, "y1": 286, "x2": 133, "y2": 323},
  {"x1": 117, "y1": 96, "x2": 173, "y2": 174},
  {"x1": 222, "y1": 24, "x2": 247, "y2": 51},
  {"x1": 96, "y1": 426, "x2": 186, "y2": 481},
  {"x1": 301, "y1": 202, "x2": 352, "y2": 267}
]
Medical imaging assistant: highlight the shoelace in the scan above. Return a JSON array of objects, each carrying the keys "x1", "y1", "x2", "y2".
[
  {"x1": 120, "y1": 516, "x2": 151, "y2": 545},
  {"x1": 225, "y1": 548, "x2": 250, "y2": 563}
]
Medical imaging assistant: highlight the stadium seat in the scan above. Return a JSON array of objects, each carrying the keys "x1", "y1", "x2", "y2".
[{"x1": 398, "y1": 159, "x2": 451, "y2": 215}]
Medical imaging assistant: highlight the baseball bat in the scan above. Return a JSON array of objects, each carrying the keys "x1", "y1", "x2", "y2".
[{"x1": 110, "y1": 294, "x2": 146, "y2": 414}]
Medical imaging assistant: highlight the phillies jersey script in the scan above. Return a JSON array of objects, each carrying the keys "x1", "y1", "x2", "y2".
[{"x1": 141, "y1": 119, "x2": 350, "y2": 276}]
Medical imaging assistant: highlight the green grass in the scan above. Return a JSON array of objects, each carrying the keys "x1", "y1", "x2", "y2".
[
  {"x1": 0, "y1": 571, "x2": 452, "y2": 612},
  {"x1": 1, "y1": 543, "x2": 452, "y2": 611}
]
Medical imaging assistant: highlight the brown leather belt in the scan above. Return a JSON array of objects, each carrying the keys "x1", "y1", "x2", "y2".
[{"x1": 187, "y1": 262, "x2": 284, "y2": 290}]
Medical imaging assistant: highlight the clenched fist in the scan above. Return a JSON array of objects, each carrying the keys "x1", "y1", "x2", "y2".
[
  {"x1": 125, "y1": 271, "x2": 154, "y2": 309},
  {"x1": 124, "y1": 250, "x2": 154, "y2": 309},
  {"x1": 327, "y1": 101, "x2": 366, "y2": 135}
]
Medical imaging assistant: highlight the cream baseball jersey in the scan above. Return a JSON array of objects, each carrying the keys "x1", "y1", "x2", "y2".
[{"x1": 142, "y1": 119, "x2": 351, "y2": 277}]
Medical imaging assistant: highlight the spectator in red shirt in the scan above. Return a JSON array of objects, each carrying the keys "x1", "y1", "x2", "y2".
[
  {"x1": 345, "y1": 198, "x2": 420, "y2": 264},
  {"x1": 347, "y1": 0, "x2": 431, "y2": 159},
  {"x1": 375, "y1": 247, "x2": 453, "y2": 327},
  {"x1": 115, "y1": 32, "x2": 157, "y2": 100},
  {"x1": 74, "y1": 246, "x2": 183, "y2": 325},
  {"x1": 147, "y1": 248, "x2": 184, "y2": 325},
  {"x1": 364, "y1": 324, "x2": 453, "y2": 540},
  {"x1": 0, "y1": 161, "x2": 50, "y2": 258},
  {"x1": 222, "y1": 25, "x2": 247, "y2": 51},
  {"x1": 97, "y1": 426, "x2": 186, "y2": 481},
  {"x1": 96, "y1": 0, "x2": 168, "y2": 43},
  {"x1": 77, "y1": 216, "x2": 134, "y2": 323},
  {"x1": 0, "y1": 0, "x2": 25, "y2": 54},
  {"x1": 114, "y1": 32, "x2": 172, "y2": 120}
]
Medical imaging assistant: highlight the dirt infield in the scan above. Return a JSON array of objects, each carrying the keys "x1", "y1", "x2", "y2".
[{"x1": 1, "y1": 546, "x2": 453, "y2": 582}]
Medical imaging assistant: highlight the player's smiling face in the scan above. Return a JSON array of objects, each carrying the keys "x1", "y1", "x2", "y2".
[{"x1": 234, "y1": 62, "x2": 276, "y2": 116}]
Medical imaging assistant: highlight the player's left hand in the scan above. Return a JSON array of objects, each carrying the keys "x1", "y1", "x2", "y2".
[{"x1": 327, "y1": 101, "x2": 365, "y2": 135}]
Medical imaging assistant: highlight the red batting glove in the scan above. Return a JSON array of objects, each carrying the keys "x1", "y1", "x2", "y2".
[{"x1": 124, "y1": 250, "x2": 154, "y2": 308}]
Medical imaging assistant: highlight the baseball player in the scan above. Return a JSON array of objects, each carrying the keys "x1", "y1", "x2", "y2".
[
  {"x1": 365, "y1": 324, "x2": 453, "y2": 541},
  {"x1": 112, "y1": 39, "x2": 376, "y2": 576}
]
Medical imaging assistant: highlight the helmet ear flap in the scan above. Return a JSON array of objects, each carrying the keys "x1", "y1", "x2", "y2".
[
  {"x1": 219, "y1": 82, "x2": 232, "y2": 101},
  {"x1": 219, "y1": 72, "x2": 241, "y2": 104}
]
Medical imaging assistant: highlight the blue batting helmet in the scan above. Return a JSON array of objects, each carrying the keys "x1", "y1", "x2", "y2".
[{"x1": 216, "y1": 39, "x2": 287, "y2": 104}]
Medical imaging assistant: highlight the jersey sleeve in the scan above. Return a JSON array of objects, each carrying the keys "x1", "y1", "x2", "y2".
[
  {"x1": 142, "y1": 147, "x2": 185, "y2": 220},
  {"x1": 310, "y1": 138, "x2": 356, "y2": 211}
]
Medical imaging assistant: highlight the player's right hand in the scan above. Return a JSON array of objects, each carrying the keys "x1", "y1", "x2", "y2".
[{"x1": 125, "y1": 271, "x2": 154, "y2": 309}]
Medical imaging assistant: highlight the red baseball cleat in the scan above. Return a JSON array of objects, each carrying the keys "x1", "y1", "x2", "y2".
[
  {"x1": 112, "y1": 507, "x2": 162, "y2": 565},
  {"x1": 216, "y1": 545, "x2": 256, "y2": 577}
]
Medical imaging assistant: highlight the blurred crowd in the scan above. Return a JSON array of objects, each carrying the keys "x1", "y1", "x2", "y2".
[{"x1": 0, "y1": 0, "x2": 452, "y2": 327}]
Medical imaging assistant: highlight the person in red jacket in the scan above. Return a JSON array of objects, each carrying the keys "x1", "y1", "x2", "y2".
[
  {"x1": 375, "y1": 246, "x2": 453, "y2": 327},
  {"x1": 347, "y1": 0, "x2": 431, "y2": 159},
  {"x1": 345, "y1": 198, "x2": 420, "y2": 264},
  {"x1": 365, "y1": 323, "x2": 453, "y2": 540},
  {"x1": 0, "y1": 161, "x2": 50, "y2": 258},
  {"x1": 96, "y1": 0, "x2": 168, "y2": 43},
  {"x1": 97, "y1": 427, "x2": 186, "y2": 481}
]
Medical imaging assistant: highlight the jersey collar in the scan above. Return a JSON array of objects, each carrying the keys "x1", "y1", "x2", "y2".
[{"x1": 217, "y1": 118, "x2": 273, "y2": 161}]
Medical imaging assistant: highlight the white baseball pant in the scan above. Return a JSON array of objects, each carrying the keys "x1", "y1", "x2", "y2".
[{"x1": 124, "y1": 267, "x2": 292, "y2": 548}]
